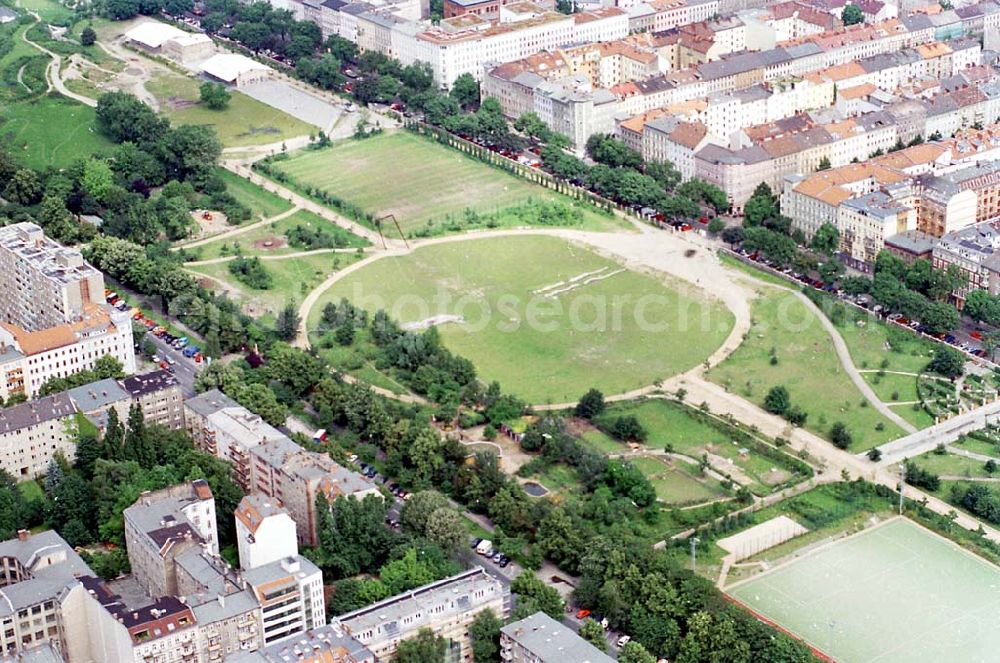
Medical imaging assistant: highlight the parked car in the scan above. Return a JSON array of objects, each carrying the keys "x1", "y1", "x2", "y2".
[
  {"x1": 470, "y1": 537, "x2": 482, "y2": 550},
  {"x1": 617, "y1": 636, "x2": 631, "y2": 648},
  {"x1": 576, "y1": 609, "x2": 591, "y2": 620}
]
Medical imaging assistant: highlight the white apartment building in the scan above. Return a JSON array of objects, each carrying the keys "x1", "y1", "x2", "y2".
[
  {"x1": 334, "y1": 568, "x2": 510, "y2": 662},
  {"x1": 0, "y1": 224, "x2": 104, "y2": 332},
  {"x1": 0, "y1": 393, "x2": 77, "y2": 480},
  {"x1": 234, "y1": 496, "x2": 298, "y2": 571},
  {"x1": 244, "y1": 557, "x2": 325, "y2": 646}
]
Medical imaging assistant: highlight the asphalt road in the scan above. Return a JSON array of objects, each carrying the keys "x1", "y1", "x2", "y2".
[{"x1": 145, "y1": 332, "x2": 200, "y2": 398}]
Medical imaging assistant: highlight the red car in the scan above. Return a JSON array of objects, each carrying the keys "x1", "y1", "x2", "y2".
[{"x1": 576, "y1": 609, "x2": 591, "y2": 620}]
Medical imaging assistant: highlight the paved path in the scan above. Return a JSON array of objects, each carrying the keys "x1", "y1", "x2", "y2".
[
  {"x1": 20, "y1": 14, "x2": 98, "y2": 106},
  {"x1": 174, "y1": 204, "x2": 302, "y2": 251},
  {"x1": 873, "y1": 398, "x2": 1000, "y2": 465},
  {"x1": 184, "y1": 247, "x2": 364, "y2": 266},
  {"x1": 221, "y1": 163, "x2": 385, "y2": 246},
  {"x1": 793, "y1": 289, "x2": 917, "y2": 434},
  {"x1": 946, "y1": 445, "x2": 1000, "y2": 463}
]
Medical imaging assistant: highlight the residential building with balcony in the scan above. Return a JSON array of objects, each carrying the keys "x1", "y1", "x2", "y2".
[
  {"x1": 244, "y1": 557, "x2": 324, "y2": 646},
  {"x1": 334, "y1": 568, "x2": 510, "y2": 662},
  {"x1": 0, "y1": 394, "x2": 77, "y2": 481},
  {"x1": 121, "y1": 370, "x2": 184, "y2": 431}
]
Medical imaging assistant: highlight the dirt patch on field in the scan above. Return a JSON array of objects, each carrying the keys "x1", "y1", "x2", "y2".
[
  {"x1": 164, "y1": 96, "x2": 198, "y2": 111},
  {"x1": 191, "y1": 210, "x2": 230, "y2": 238},
  {"x1": 254, "y1": 236, "x2": 287, "y2": 251}
]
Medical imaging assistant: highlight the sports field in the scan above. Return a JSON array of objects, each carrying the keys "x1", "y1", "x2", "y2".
[
  {"x1": 728, "y1": 517, "x2": 1000, "y2": 663},
  {"x1": 268, "y1": 131, "x2": 626, "y2": 234},
  {"x1": 309, "y1": 235, "x2": 733, "y2": 404}
]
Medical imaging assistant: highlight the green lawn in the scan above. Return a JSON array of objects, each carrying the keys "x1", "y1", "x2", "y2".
[
  {"x1": 953, "y1": 434, "x2": 1000, "y2": 458},
  {"x1": 17, "y1": 479, "x2": 43, "y2": 501},
  {"x1": 146, "y1": 73, "x2": 314, "y2": 148},
  {"x1": 213, "y1": 168, "x2": 295, "y2": 221},
  {"x1": 907, "y1": 450, "x2": 994, "y2": 479},
  {"x1": 310, "y1": 235, "x2": 733, "y2": 404},
  {"x1": 863, "y1": 371, "x2": 919, "y2": 403},
  {"x1": 603, "y1": 399, "x2": 803, "y2": 495},
  {"x1": 834, "y1": 311, "x2": 937, "y2": 374},
  {"x1": 630, "y1": 455, "x2": 727, "y2": 505},
  {"x1": 188, "y1": 209, "x2": 368, "y2": 259},
  {"x1": 889, "y1": 402, "x2": 936, "y2": 430},
  {"x1": 0, "y1": 94, "x2": 115, "y2": 169},
  {"x1": 268, "y1": 131, "x2": 628, "y2": 235},
  {"x1": 15, "y1": 0, "x2": 73, "y2": 23},
  {"x1": 578, "y1": 428, "x2": 624, "y2": 454},
  {"x1": 189, "y1": 251, "x2": 362, "y2": 317},
  {"x1": 707, "y1": 287, "x2": 904, "y2": 449}
]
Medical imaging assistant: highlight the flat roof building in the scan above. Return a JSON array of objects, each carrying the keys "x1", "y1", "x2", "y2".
[{"x1": 500, "y1": 611, "x2": 616, "y2": 663}]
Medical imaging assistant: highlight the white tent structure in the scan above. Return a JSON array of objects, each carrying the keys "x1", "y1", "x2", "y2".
[
  {"x1": 124, "y1": 21, "x2": 187, "y2": 49},
  {"x1": 200, "y1": 53, "x2": 272, "y2": 87}
]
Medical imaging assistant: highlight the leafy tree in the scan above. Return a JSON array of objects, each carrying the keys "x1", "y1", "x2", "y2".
[
  {"x1": 163, "y1": 0, "x2": 192, "y2": 14},
  {"x1": 400, "y1": 490, "x2": 450, "y2": 534},
  {"x1": 379, "y1": 548, "x2": 438, "y2": 595},
  {"x1": 842, "y1": 3, "x2": 864, "y2": 24},
  {"x1": 575, "y1": 388, "x2": 606, "y2": 419},
  {"x1": 921, "y1": 301, "x2": 959, "y2": 335},
  {"x1": 80, "y1": 26, "x2": 97, "y2": 45},
  {"x1": 4, "y1": 169, "x2": 43, "y2": 205},
  {"x1": 743, "y1": 183, "x2": 779, "y2": 228},
  {"x1": 867, "y1": 447, "x2": 882, "y2": 462},
  {"x1": 396, "y1": 629, "x2": 447, "y2": 663},
  {"x1": 811, "y1": 222, "x2": 840, "y2": 255},
  {"x1": 470, "y1": 609, "x2": 502, "y2": 663},
  {"x1": 424, "y1": 507, "x2": 466, "y2": 552},
  {"x1": 607, "y1": 415, "x2": 646, "y2": 442},
  {"x1": 817, "y1": 156, "x2": 832, "y2": 170},
  {"x1": 96, "y1": 92, "x2": 169, "y2": 146},
  {"x1": 233, "y1": 383, "x2": 288, "y2": 426},
  {"x1": 707, "y1": 218, "x2": 725, "y2": 233},
  {"x1": 985, "y1": 459, "x2": 996, "y2": 474},
  {"x1": 275, "y1": 302, "x2": 301, "y2": 341},
  {"x1": 926, "y1": 346, "x2": 964, "y2": 379},
  {"x1": 199, "y1": 82, "x2": 231, "y2": 110},
  {"x1": 830, "y1": 422, "x2": 852, "y2": 449},
  {"x1": 450, "y1": 73, "x2": 480, "y2": 108},
  {"x1": 230, "y1": 21, "x2": 271, "y2": 51},
  {"x1": 618, "y1": 641, "x2": 657, "y2": 663},
  {"x1": 579, "y1": 618, "x2": 607, "y2": 651},
  {"x1": 763, "y1": 386, "x2": 790, "y2": 415},
  {"x1": 511, "y1": 572, "x2": 564, "y2": 619},
  {"x1": 721, "y1": 226, "x2": 744, "y2": 246}
]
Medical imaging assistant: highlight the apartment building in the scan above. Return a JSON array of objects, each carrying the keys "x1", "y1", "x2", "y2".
[
  {"x1": 500, "y1": 612, "x2": 616, "y2": 663},
  {"x1": 932, "y1": 220, "x2": 1000, "y2": 302},
  {"x1": 334, "y1": 568, "x2": 510, "y2": 662},
  {"x1": 249, "y1": 436, "x2": 380, "y2": 547},
  {"x1": 0, "y1": 224, "x2": 104, "y2": 333},
  {"x1": 79, "y1": 577, "x2": 202, "y2": 663},
  {"x1": 184, "y1": 391, "x2": 377, "y2": 547},
  {"x1": 0, "y1": 305, "x2": 136, "y2": 402},
  {"x1": 121, "y1": 370, "x2": 184, "y2": 430},
  {"x1": 0, "y1": 530, "x2": 95, "y2": 662},
  {"x1": 65, "y1": 378, "x2": 129, "y2": 431},
  {"x1": 184, "y1": 390, "x2": 286, "y2": 492},
  {"x1": 225, "y1": 624, "x2": 374, "y2": 663},
  {"x1": 235, "y1": 496, "x2": 298, "y2": 571},
  {"x1": 123, "y1": 481, "x2": 219, "y2": 599},
  {"x1": 0, "y1": 394, "x2": 77, "y2": 480},
  {"x1": 244, "y1": 556, "x2": 325, "y2": 646}
]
